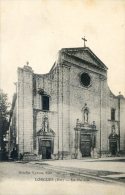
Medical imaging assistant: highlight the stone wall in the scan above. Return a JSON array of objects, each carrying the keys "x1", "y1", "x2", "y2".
[
  {"x1": 17, "y1": 66, "x2": 33, "y2": 154},
  {"x1": 120, "y1": 97, "x2": 125, "y2": 153},
  {"x1": 16, "y1": 48, "x2": 125, "y2": 158}
]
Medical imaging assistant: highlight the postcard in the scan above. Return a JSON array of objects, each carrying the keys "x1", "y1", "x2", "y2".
[{"x1": 0, "y1": 0, "x2": 125, "y2": 194}]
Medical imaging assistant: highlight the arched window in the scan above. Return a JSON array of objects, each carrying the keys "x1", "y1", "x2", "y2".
[{"x1": 111, "y1": 108, "x2": 115, "y2": 121}]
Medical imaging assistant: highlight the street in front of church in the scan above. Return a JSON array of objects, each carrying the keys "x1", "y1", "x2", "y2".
[{"x1": 0, "y1": 157, "x2": 125, "y2": 185}]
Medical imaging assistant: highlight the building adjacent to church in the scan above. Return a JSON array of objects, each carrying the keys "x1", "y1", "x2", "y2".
[{"x1": 8, "y1": 45, "x2": 125, "y2": 160}]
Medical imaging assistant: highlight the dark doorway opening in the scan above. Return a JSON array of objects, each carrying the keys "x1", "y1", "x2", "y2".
[
  {"x1": 110, "y1": 140, "x2": 117, "y2": 155},
  {"x1": 39, "y1": 140, "x2": 52, "y2": 159}
]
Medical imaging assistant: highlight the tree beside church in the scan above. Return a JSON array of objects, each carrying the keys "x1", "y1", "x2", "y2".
[{"x1": 0, "y1": 89, "x2": 10, "y2": 160}]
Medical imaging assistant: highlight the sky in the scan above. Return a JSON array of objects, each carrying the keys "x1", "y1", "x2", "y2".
[{"x1": 0, "y1": 0, "x2": 125, "y2": 102}]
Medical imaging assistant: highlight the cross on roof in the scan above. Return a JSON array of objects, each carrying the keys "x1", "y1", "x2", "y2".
[{"x1": 82, "y1": 36, "x2": 87, "y2": 47}]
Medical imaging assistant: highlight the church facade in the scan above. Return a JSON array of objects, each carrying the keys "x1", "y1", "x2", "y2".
[{"x1": 9, "y1": 46, "x2": 125, "y2": 160}]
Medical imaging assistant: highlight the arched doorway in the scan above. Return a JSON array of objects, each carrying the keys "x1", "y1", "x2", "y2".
[{"x1": 37, "y1": 129, "x2": 55, "y2": 160}]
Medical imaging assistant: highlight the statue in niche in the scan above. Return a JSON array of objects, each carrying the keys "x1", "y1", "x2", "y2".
[
  {"x1": 82, "y1": 103, "x2": 89, "y2": 124},
  {"x1": 43, "y1": 115, "x2": 49, "y2": 132}
]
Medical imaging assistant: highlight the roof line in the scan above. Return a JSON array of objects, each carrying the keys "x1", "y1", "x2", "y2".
[
  {"x1": 62, "y1": 50, "x2": 107, "y2": 71},
  {"x1": 61, "y1": 47, "x2": 108, "y2": 70}
]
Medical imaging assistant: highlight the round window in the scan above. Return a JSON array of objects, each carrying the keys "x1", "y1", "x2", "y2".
[{"x1": 80, "y1": 72, "x2": 91, "y2": 87}]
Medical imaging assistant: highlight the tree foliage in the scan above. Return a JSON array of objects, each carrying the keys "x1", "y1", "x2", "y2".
[
  {"x1": 0, "y1": 90, "x2": 10, "y2": 117},
  {"x1": 0, "y1": 89, "x2": 10, "y2": 150}
]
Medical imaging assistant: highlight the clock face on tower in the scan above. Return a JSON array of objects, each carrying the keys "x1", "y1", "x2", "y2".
[{"x1": 80, "y1": 72, "x2": 91, "y2": 87}]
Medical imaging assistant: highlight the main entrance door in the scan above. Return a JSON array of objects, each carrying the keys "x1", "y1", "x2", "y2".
[
  {"x1": 80, "y1": 134, "x2": 91, "y2": 157},
  {"x1": 81, "y1": 141, "x2": 91, "y2": 157},
  {"x1": 39, "y1": 140, "x2": 52, "y2": 159}
]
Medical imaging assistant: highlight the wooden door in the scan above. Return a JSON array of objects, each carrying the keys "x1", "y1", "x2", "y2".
[
  {"x1": 81, "y1": 141, "x2": 91, "y2": 157},
  {"x1": 39, "y1": 140, "x2": 52, "y2": 159},
  {"x1": 41, "y1": 146, "x2": 46, "y2": 159},
  {"x1": 80, "y1": 134, "x2": 91, "y2": 157},
  {"x1": 110, "y1": 140, "x2": 117, "y2": 155}
]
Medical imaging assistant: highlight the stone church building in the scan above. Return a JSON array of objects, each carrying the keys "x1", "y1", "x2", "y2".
[{"x1": 9, "y1": 45, "x2": 125, "y2": 160}]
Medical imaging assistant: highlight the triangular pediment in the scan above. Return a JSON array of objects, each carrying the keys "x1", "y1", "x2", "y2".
[{"x1": 61, "y1": 47, "x2": 107, "y2": 70}]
